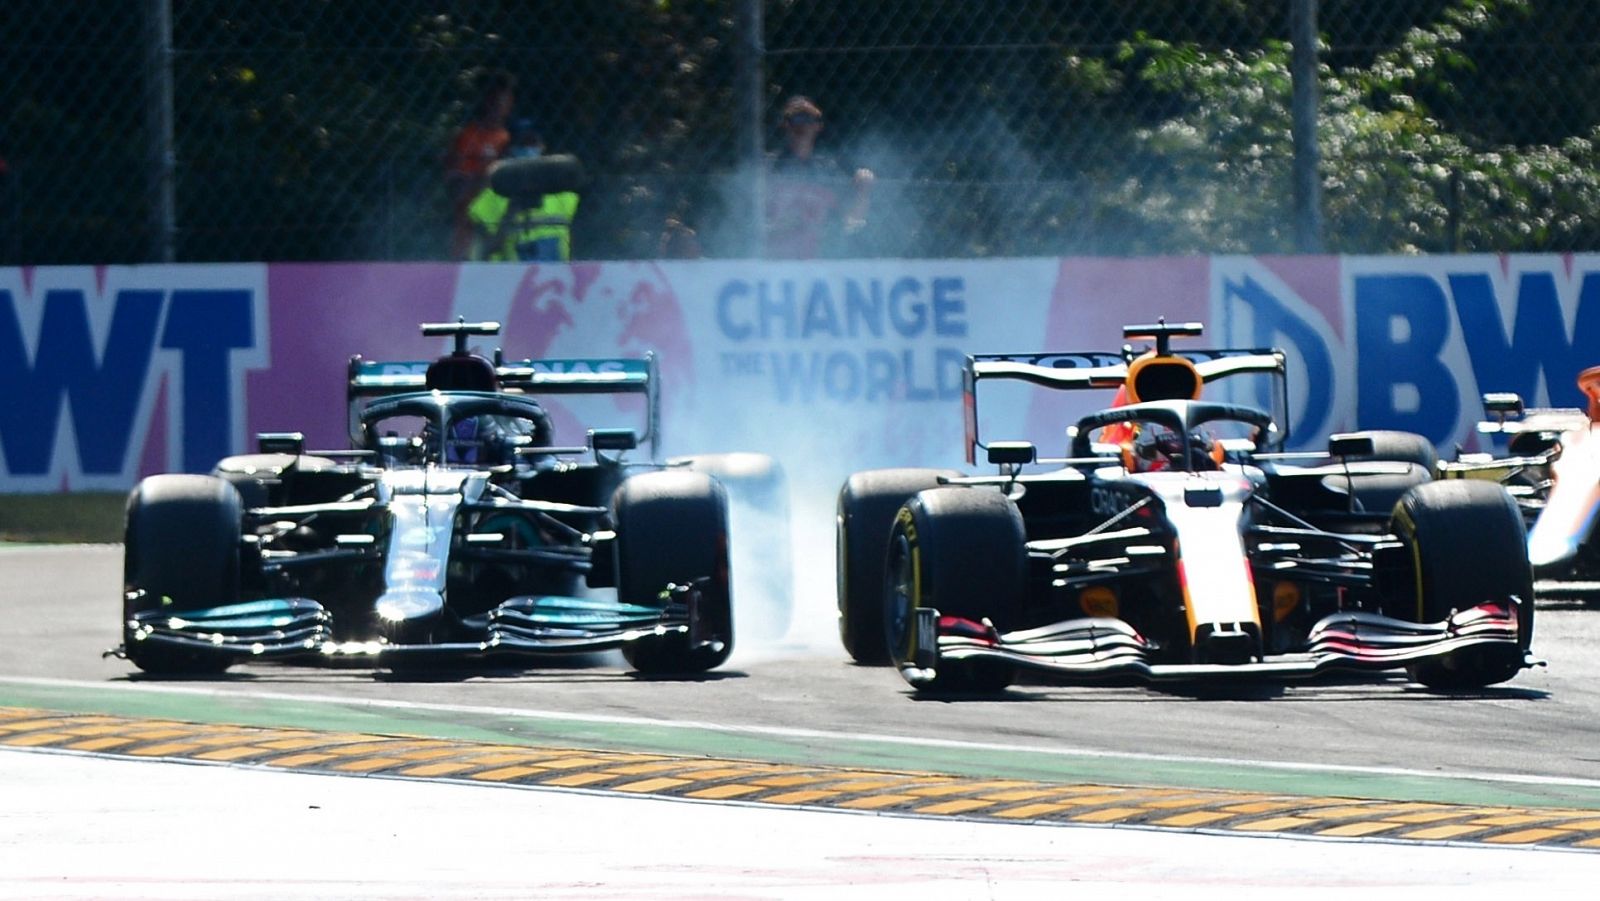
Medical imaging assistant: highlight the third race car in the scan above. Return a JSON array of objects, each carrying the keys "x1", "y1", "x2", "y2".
[{"x1": 1443, "y1": 365, "x2": 1600, "y2": 603}]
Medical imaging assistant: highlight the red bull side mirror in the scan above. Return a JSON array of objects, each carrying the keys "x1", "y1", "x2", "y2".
[{"x1": 987, "y1": 441, "x2": 1037, "y2": 466}]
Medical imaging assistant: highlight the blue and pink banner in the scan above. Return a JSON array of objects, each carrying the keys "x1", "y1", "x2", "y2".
[{"x1": 3, "y1": 254, "x2": 1598, "y2": 500}]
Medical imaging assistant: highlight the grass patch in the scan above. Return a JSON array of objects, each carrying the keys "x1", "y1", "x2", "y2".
[{"x1": 0, "y1": 492, "x2": 127, "y2": 544}]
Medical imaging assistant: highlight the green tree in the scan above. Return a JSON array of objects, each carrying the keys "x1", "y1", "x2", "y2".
[{"x1": 1113, "y1": 0, "x2": 1600, "y2": 253}]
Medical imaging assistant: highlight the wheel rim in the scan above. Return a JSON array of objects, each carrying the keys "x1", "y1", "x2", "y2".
[
  {"x1": 885, "y1": 532, "x2": 915, "y2": 664},
  {"x1": 835, "y1": 515, "x2": 848, "y2": 614}
]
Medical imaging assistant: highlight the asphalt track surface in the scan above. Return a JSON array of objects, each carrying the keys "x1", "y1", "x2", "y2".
[
  {"x1": 6, "y1": 543, "x2": 1600, "y2": 809},
  {"x1": 10, "y1": 543, "x2": 1600, "y2": 896}
]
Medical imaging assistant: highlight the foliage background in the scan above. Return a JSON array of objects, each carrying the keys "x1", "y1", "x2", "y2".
[{"x1": 2, "y1": 0, "x2": 1595, "y2": 264}]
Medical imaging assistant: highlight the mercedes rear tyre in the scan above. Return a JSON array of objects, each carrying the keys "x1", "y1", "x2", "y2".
[
  {"x1": 669, "y1": 453, "x2": 792, "y2": 644},
  {"x1": 213, "y1": 453, "x2": 344, "y2": 507}
]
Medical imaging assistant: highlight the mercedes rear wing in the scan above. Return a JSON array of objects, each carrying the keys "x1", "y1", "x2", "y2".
[
  {"x1": 961, "y1": 348, "x2": 1288, "y2": 464},
  {"x1": 347, "y1": 353, "x2": 661, "y2": 458}
]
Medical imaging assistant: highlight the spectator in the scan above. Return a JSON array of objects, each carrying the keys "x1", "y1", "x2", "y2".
[
  {"x1": 467, "y1": 120, "x2": 581, "y2": 262},
  {"x1": 765, "y1": 95, "x2": 874, "y2": 259},
  {"x1": 465, "y1": 119, "x2": 537, "y2": 261},
  {"x1": 657, "y1": 196, "x2": 703, "y2": 259},
  {"x1": 445, "y1": 69, "x2": 516, "y2": 260}
]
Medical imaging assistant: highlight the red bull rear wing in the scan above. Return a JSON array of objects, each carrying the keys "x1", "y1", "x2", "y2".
[{"x1": 961, "y1": 348, "x2": 1287, "y2": 464}]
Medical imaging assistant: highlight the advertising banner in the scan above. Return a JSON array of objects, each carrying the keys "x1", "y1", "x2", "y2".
[{"x1": 4, "y1": 255, "x2": 1599, "y2": 501}]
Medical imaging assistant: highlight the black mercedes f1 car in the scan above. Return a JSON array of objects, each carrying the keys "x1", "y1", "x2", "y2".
[{"x1": 113, "y1": 320, "x2": 740, "y2": 676}]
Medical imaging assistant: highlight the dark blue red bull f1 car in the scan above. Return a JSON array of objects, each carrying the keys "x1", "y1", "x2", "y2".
[{"x1": 838, "y1": 321, "x2": 1537, "y2": 693}]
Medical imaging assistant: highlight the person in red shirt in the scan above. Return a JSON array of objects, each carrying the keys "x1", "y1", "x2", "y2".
[
  {"x1": 765, "y1": 95, "x2": 875, "y2": 259},
  {"x1": 445, "y1": 70, "x2": 516, "y2": 260}
]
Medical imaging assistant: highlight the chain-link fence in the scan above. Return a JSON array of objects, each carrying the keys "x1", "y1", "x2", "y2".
[{"x1": 4, "y1": 1, "x2": 1597, "y2": 265}]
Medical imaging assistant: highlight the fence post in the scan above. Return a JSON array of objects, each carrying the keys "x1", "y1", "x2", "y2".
[
  {"x1": 1447, "y1": 167, "x2": 1462, "y2": 252},
  {"x1": 144, "y1": 0, "x2": 176, "y2": 262},
  {"x1": 735, "y1": 0, "x2": 765, "y2": 258},
  {"x1": 1290, "y1": 0, "x2": 1323, "y2": 253}
]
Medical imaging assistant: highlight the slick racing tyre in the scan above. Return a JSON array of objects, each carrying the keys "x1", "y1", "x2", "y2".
[
  {"x1": 122, "y1": 474, "x2": 242, "y2": 675},
  {"x1": 836, "y1": 468, "x2": 959, "y2": 664},
  {"x1": 1389, "y1": 479, "x2": 1533, "y2": 689},
  {"x1": 213, "y1": 453, "x2": 342, "y2": 508},
  {"x1": 669, "y1": 453, "x2": 792, "y2": 644},
  {"x1": 614, "y1": 470, "x2": 733, "y2": 674},
  {"x1": 488, "y1": 154, "x2": 586, "y2": 201},
  {"x1": 1344, "y1": 430, "x2": 1438, "y2": 472},
  {"x1": 1326, "y1": 431, "x2": 1437, "y2": 514},
  {"x1": 887, "y1": 487, "x2": 1026, "y2": 694}
]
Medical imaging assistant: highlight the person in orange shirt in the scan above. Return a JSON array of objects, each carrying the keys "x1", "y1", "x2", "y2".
[{"x1": 445, "y1": 70, "x2": 516, "y2": 260}]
